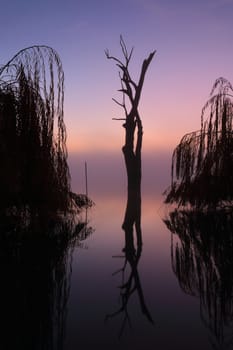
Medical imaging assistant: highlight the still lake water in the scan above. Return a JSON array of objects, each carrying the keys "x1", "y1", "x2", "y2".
[
  {"x1": 65, "y1": 195, "x2": 210, "y2": 350},
  {"x1": 63, "y1": 153, "x2": 226, "y2": 350},
  {"x1": 4, "y1": 152, "x2": 231, "y2": 349}
]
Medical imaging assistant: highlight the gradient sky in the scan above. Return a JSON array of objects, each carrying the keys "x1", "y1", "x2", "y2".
[{"x1": 1, "y1": 0, "x2": 233, "y2": 156}]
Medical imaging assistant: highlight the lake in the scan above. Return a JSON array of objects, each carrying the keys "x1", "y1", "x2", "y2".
[
  {"x1": 63, "y1": 152, "x2": 225, "y2": 350},
  {"x1": 2, "y1": 151, "x2": 231, "y2": 350}
]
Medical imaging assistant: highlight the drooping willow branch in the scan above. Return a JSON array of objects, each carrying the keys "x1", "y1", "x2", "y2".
[
  {"x1": 0, "y1": 46, "x2": 78, "y2": 223},
  {"x1": 165, "y1": 77, "x2": 233, "y2": 208}
]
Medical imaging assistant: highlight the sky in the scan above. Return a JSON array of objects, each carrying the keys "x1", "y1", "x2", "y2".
[{"x1": 1, "y1": 0, "x2": 233, "y2": 193}]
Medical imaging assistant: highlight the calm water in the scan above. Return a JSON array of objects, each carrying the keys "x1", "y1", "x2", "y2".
[
  {"x1": 61, "y1": 152, "x2": 233, "y2": 350},
  {"x1": 3, "y1": 152, "x2": 232, "y2": 349},
  {"x1": 63, "y1": 190, "x2": 215, "y2": 350}
]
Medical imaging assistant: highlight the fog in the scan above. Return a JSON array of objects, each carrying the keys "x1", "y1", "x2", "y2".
[{"x1": 68, "y1": 150, "x2": 172, "y2": 200}]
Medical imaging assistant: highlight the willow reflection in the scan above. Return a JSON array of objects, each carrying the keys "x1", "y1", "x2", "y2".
[
  {"x1": 164, "y1": 208, "x2": 233, "y2": 348},
  {"x1": 0, "y1": 220, "x2": 93, "y2": 350}
]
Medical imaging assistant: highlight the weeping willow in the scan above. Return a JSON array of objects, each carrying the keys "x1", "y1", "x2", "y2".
[
  {"x1": 165, "y1": 77, "x2": 233, "y2": 208},
  {"x1": 0, "y1": 45, "x2": 85, "y2": 226}
]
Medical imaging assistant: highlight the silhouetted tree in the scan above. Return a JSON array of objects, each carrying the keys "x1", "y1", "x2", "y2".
[
  {"x1": 0, "y1": 45, "x2": 91, "y2": 230},
  {"x1": 105, "y1": 37, "x2": 155, "y2": 226},
  {"x1": 165, "y1": 77, "x2": 233, "y2": 208}
]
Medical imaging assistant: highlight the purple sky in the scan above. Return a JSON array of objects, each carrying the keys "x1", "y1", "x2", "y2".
[{"x1": 1, "y1": 0, "x2": 233, "y2": 192}]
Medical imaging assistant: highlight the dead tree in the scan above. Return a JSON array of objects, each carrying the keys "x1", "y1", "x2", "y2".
[{"x1": 105, "y1": 37, "x2": 155, "y2": 237}]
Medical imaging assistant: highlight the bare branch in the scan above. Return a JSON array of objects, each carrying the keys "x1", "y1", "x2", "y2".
[
  {"x1": 106, "y1": 43, "x2": 155, "y2": 120},
  {"x1": 128, "y1": 47, "x2": 134, "y2": 62},
  {"x1": 120, "y1": 35, "x2": 129, "y2": 64},
  {"x1": 133, "y1": 50, "x2": 156, "y2": 111},
  {"x1": 112, "y1": 97, "x2": 124, "y2": 107},
  {"x1": 119, "y1": 35, "x2": 134, "y2": 67},
  {"x1": 105, "y1": 49, "x2": 124, "y2": 67},
  {"x1": 118, "y1": 88, "x2": 131, "y2": 96}
]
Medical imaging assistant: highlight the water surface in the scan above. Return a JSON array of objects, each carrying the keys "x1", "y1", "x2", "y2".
[
  {"x1": 6, "y1": 152, "x2": 229, "y2": 349},
  {"x1": 64, "y1": 190, "x2": 214, "y2": 350}
]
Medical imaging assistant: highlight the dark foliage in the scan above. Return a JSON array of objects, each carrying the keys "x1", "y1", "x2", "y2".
[
  {"x1": 0, "y1": 45, "x2": 90, "y2": 227},
  {"x1": 165, "y1": 77, "x2": 233, "y2": 208}
]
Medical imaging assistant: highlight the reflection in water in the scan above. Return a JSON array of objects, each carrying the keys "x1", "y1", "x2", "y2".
[
  {"x1": 164, "y1": 208, "x2": 233, "y2": 349},
  {"x1": 106, "y1": 187, "x2": 154, "y2": 337},
  {"x1": 0, "y1": 221, "x2": 93, "y2": 350}
]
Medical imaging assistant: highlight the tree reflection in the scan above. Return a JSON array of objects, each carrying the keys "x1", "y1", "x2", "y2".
[
  {"x1": 0, "y1": 220, "x2": 93, "y2": 350},
  {"x1": 106, "y1": 188, "x2": 154, "y2": 337},
  {"x1": 164, "y1": 207, "x2": 233, "y2": 348}
]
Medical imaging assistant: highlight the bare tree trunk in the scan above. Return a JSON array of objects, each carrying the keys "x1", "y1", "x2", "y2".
[
  {"x1": 106, "y1": 36, "x2": 155, "y2": 246},
  {"x1": 122, "y1": 115, "x2": 142, "y2": 247}
]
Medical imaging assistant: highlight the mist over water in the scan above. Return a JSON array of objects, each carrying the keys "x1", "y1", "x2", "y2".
[{"x1": 68, "y1": 150, "x2": 171, "y2": 199}]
